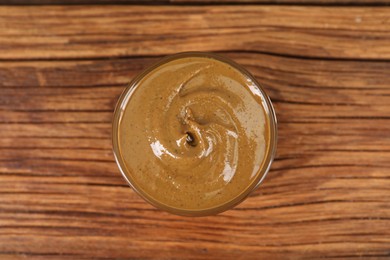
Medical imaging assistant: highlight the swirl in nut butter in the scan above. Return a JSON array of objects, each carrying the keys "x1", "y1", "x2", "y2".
[{"x1": 116, "y1": 55, "x2": 271, "y2": 213}]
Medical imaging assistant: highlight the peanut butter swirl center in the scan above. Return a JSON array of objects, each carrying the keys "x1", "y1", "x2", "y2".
[{"x1": 118, "y1": 56, "x2": 268, "y2": 211}]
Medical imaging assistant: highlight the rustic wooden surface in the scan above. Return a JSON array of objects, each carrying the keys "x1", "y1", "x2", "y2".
[
  {"x1": 1, "y1": 0, "x2": 390, "y2": 4},
  {"x1": 0, "y1": 2, "x2": 389, "y2": 259}
]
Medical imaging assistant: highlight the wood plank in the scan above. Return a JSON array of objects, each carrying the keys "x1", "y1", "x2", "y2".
[
  {"x1": 174, "y1": 0, "x2": 390, "y2": 3},
  {"x1": 0, "y1": 6, "x2": 389, "y2": 60},
  {"x1": 1, "y1": 0, "x2": 167, "y2": 4},
  {"x1": 1, "y1": 0, "x2": 390, "y2": 5},
  {"x1": 0, "y1": 50, "x2": 389, "y2": 258}
]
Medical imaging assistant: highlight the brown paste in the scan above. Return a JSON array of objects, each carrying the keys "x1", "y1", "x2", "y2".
[{"x1": 117, "y1": 55, "x2": 269, "y2": 212}]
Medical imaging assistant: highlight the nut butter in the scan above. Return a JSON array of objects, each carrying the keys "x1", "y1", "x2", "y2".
[{"x1": 112, "y1": 52, "x2": 277, "y2": 216}]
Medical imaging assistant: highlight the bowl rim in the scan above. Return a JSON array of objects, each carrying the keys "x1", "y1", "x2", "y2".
[{"x1": 112, "y1": 51, "x2": 278, "y2": 216}]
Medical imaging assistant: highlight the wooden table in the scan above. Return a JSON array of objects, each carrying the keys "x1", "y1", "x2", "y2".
[{"x1": 1, "y1": 1, "x2": 389, "y2": 259}]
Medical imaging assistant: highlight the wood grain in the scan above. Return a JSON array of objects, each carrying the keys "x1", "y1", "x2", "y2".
[
  {"x1": 1, "y1": 51, "x2": 390, "y2": 258},
  {"x1": 0, "y1": 0, "x2": 167, "y2": 4},
  {"x1": 173, "y1": 0, "x2": 390, "y2": 4},
  {"x1": 0, "y1": 6, "x2": 389, "y2": 60},
  {"x1": 2, "y1": 0, "x2": 390, "y2": 4},
  {"x1": 0, "y1": 3, "x2": 390, "y2": 260}
]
